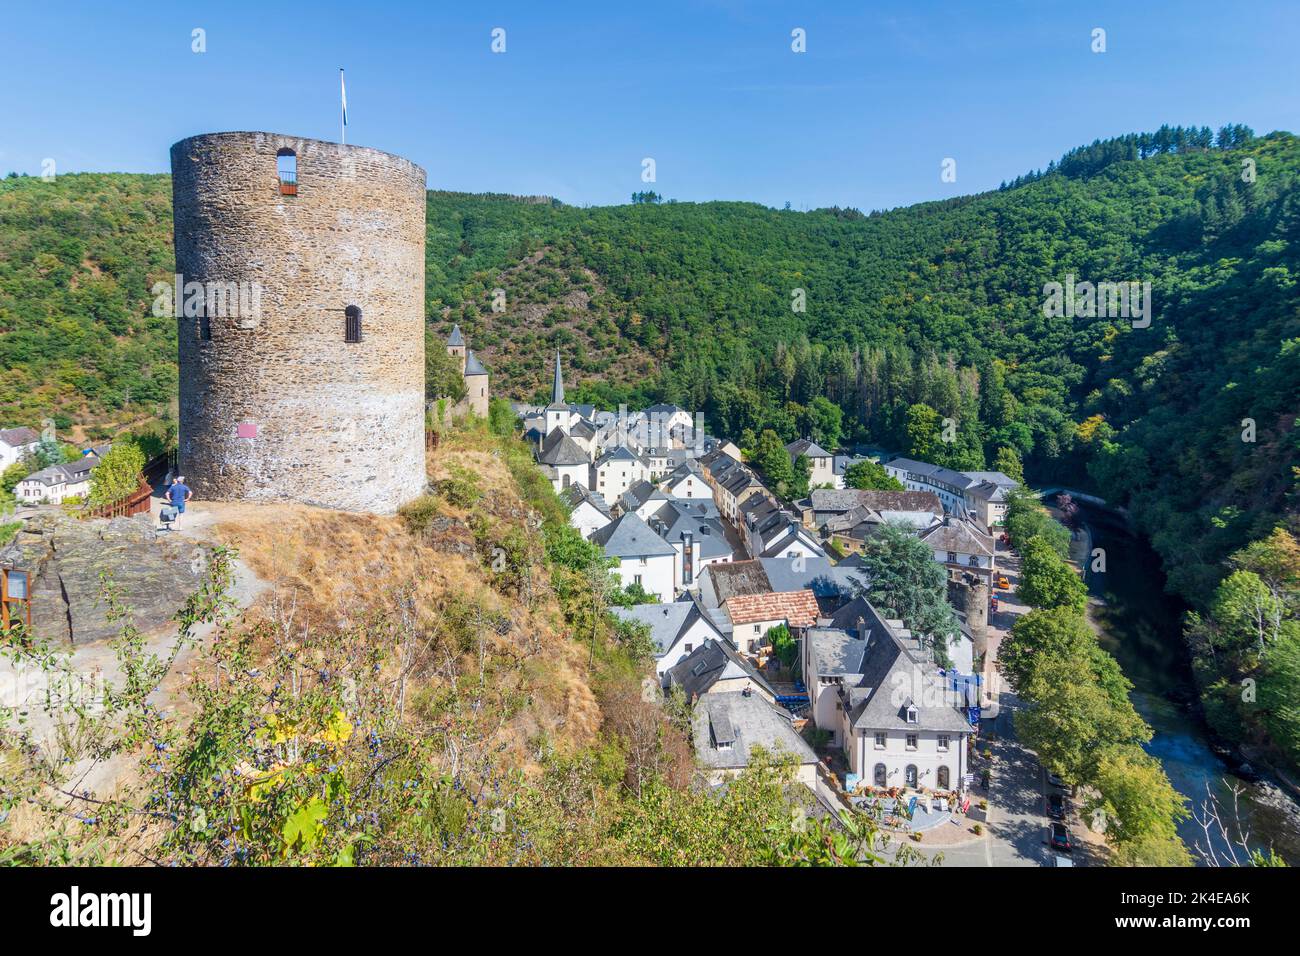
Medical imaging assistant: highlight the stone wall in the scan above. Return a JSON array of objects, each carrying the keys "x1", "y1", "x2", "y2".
[{"x1": 171, "y1": 131, "x2": 427, "y2": 514}]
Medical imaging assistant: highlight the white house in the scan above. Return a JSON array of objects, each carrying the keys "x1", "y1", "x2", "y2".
[
  {"x1": 691, "y1": 692, "x2": 818, "y2": 789},
  {"x1": 14, "y1": 454, "x2": 99, "y2": 505},
  {"x1": 804, "y1": 618, "x2": 974, "y2": 794},
  {"x1": 786, "y1": 438, "x2": 835, "y2": 488},
  {"x1": 723, "y1": 588, "x2": 820, "y2": 656},
  {"x1": 537, "y1": 427, "x2": 592, "y2": 493},
  {"x1": 561, "y1": 484, "x2": 612, "y2": 539},
  {"x1": 644, "y1": 498, "x2": 734, "y2": 592},
  {"x1": 659, "y1": 460, "x2": 710, "y2": 501},
  {"x1": 883, "y1": 457, "x2": 1017, "y2": 525},
  {"x1": 665, "y1": 638, "x2": 778, "y2": 703},
  {"x1": 589, "y1": 511, "x2": 678, "y2": 602},
  {"x1": 593, "y1": 445, "x2": 651, "y2": 503},
  {"x1": 0, "y1": 427, "x2": 41, "y2": 471},
  {"x1": 611, "y1": 595, "x2": 727, "y2": 680},
  {"x1": 919, "y1": 518, "x2": 997, "y2": 584}
]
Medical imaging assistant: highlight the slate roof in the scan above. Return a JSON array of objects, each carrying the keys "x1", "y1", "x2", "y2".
[
  {"x1": 446, "y1": 324, "x2": 465, "y2": 347},
  {"x1": 538, "y1": 427, "x2": 590, "y2": 467},
  {"x1": 692, "y1": 693, "x2": 816, "y2": 772},
  {"x1": 724, "y1": 589, "x2": 820, "y2": 627},
  {"x1": 884, "y1": 457, "x2": 977, "y2": 491},
  {"x1": 570, "y1": 419, "x2": 597, "y2": 439},
  {"x1": 589, "y1": 512, "x2": 678, "y2": 559},
  {"x1": 758, "y1": 556, "x2": 867, "y2": 599},
  {"x1": 840, "y1": 631, "x2": 973, "y2": 733},
  {"x1": 827, "y1": 596, "x2": 897, "y2": 640},
  {"x1": 609, "y1": 595, "x2": 721, "y2": 657},
  {"x1": 561, "y1": 483, "x2": 610, "y2": 516},
  {"x1": 805, "y1": 627, "x2": 869, "y2": 679},
  {"x1": 20, "y1": 457, "x2": 97, "y2": 487},
  {"x1": 702, "y1": 560, "x2": 772, "y2": 603},
  {"x1": 786, "y1": 438, "x2": 832, "y2": 459},
  {"x1": 920, "y1": 519, "x2": 995, "y2": 557},
  {"x1": 463, "y1": 350, "x2": 488, "y2": 376},
  {"x1": 666, "y1": 638, "x2": 777, "y2": 701},
  {"x1": 595, "y1": 445, "x2": 647, "y2": 468},
  {"x1": 0, "y1": 427, "x2": 40, "y2": 448},
  {"x1": 646, "y1": 500, "x2": 732, "y2": 560}
]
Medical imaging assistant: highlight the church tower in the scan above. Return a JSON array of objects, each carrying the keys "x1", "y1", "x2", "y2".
[
  {"x1": 544, "y1": 350, "x2": 569, "y2": 437},
  {"x1": 447, "y1": 323, "x2": 467, "y2": 374}
]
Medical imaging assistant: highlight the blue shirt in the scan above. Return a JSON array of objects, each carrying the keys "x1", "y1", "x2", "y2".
[{"x1": 168, "y1": 482, "x2": 191, "y2": 505}]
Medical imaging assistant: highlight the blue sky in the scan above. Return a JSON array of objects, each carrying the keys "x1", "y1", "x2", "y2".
[{"x1": 3, "y1": 1, "x2": 1297, "y2": 210}]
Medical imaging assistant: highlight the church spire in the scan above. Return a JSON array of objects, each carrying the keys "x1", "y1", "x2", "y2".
[{"x1": 551, "y1": 349, "x2": 564, "y2": 406}]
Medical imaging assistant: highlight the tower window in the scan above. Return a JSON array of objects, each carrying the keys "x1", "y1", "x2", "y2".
[
  {"x1": 277, "y1": 148, "x2": 297, "y2": 195},
  {"x1": 344, "y1": 305, "x2": 362, "y2": 343},
  {"x1": 199, "y1": 313, "x2": 211, "y2": 341}
]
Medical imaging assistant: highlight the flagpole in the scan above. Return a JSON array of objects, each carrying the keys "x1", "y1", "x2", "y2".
[{"x1": 340, "y1": 68, "x2": 346, "y2": 144}]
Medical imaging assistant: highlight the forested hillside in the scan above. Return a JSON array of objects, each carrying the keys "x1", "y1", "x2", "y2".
[{"x1": 2, "y1": 128, "x2": 1296, "y2": 607}]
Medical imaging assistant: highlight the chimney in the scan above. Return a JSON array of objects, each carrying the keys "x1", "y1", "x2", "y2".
[{"x1": 857, "y1": 616, "x2": 867, "y2": 640}]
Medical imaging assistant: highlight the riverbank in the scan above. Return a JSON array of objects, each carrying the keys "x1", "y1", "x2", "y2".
[{"x1": 1067, "y1": 502, "x2": 1300, "y2": 865}]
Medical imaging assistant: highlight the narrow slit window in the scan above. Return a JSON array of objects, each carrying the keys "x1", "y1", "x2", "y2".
[
  {"x1": 277, "y1": 148, "x2": 297, "y2": 195},
  {"x1": 344, "y1": 305, "x2": 362, "y2": 343},
  {"x1": 199, "y1": 313, "x2": 211, "y2": 341}
]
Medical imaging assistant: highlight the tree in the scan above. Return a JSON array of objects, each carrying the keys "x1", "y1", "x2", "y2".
[
  {"x1": 993, "y1": 446, "x2": 1024, "y2": 484},
  {"x1": 754, "y1": 429, "x2": 794, "y2": 490},
  {"x1": 904, "y1": 402, "x2": 941, "y2": 461},
  {"x1": 788, "y1": 454, "x2": 812, "y2": 499},
  {"x1": 843, "y1": 459, "x2": 904, "y2": 491},
  {"x1": 856, "y1": 522, "x2": 959, "y2": 662},
  {"x1": 1004, "y1": 488, "x2": 1072, "y2": 556},
  {"x1": 767, "y1": 623, "x2": 798, "y2": 671},
  {"x1": 999, "y1": 606, "x2": 1095, "y2": 698},
  {"x1": 1090, "y1": 747, "x2": 1192, "y2": 866},
  {"x1": 805, "y1": 396, "x2": 843, "y2": 450},
  {"x1": 1017, "y1": 538, "x2": 1088, "y2": 613},
  {"x1": 87, "y1": 440, "x2": 145, "y2": 506}
]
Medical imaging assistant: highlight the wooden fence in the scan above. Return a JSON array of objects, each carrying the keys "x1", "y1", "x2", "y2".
[{"x1": 78, "y1": 476, "x2": 153, "y2": 520}]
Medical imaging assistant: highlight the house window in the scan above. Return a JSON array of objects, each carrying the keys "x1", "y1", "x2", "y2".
[
  {"x1": 905, "y1": 764, "x2": 918, "y2": 787},
  {"x1": 937, "y1": 765, "x2": 950, "y2": 789},
  {"x1": 633, "y1": 574, "x2": 642, "y2": 586},
  {"x1": 753, "y1": 624, "x2": 761, "y2": 635},
  {"x1": 277, "y1": 148, "x2": 297, "y2": 195},
  {"x1": 873, "y1": 763, "x2": 887, "y2": 786},
  {"x1": 938, "y1": 734, "x2": 950, "y2": 751},
  {"x1": 947, "y1": 551, "x2": 957, "y2": 563},
  {"x1": 684, "y1": 643, "x2": 693, "y2": 653},
  {"x1": 906, "y1": 705, "x2": 918, "y2": 723},
  {"x1": 344, "y1": 305, "x2": 362, "y2": 343},
  {"x1": 874, "y1": 732, "x2": 886, "y2": 750},
  {"x1": 906, "y1": 733, "x2": 918, "y2": 750}
]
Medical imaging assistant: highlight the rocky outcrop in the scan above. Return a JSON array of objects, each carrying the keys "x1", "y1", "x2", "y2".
[{"x1": 0, "y1": 513, "x2": 207, "y2": 646}]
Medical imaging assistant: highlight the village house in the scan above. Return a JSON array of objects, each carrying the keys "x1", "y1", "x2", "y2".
[
  {"x1": 641, "y1": 498, "x2": 734, "y2": 589},
  {"x1": 0, "y1": 427, "x2": 41, "y2": 471},
  {"x1": 14, "y1": 454, "x2": 100, "y2": 505},
  {"x1": 804, "y1": 617, "x2": 974, "y2": 794},
  {"x1": 589, "y1": 511, "x2": 678, "y2": 602},
  {"x1": 593, "y1": 445, "x2": 652, "y2": 502},
  {"x1": 561, "y1": 484, "x2": 612, "y2": 539},
  {"x1": 919, "y1": 517, "x2": 997, "y2": 585},
  {"x1": 723, "y1": 588, "x2": 820, "y2": 655},
  {"x1": 665, "y1": 638, "x2": 778, "y2": 704},
  {"x1": 691, "y1": 691, "x2": 818, "y2": 790},
  {"x1": 785, "y1": 438, "x2": 835, "y2": 488},
  {"x1": 659, "y1": 459, "x2": 708, "y2": 499},
  {"x1": 883, "y1": 457, "x2": 1017, "y2": 526},
  {"x1": 537, "y1": 428, "x2": 591, "y2": 493},
  {"x1": 610, "y1": 594, "x2": 728, "y2": 680}
]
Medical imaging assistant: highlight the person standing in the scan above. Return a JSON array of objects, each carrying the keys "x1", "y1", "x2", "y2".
[{"x1": 167, "y1": 475, "x2": 193, "y2": 529}]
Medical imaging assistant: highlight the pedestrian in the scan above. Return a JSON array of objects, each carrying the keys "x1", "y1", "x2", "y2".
[{"x1": 167, "y1": 474, "x2": 193, "y2": 529}]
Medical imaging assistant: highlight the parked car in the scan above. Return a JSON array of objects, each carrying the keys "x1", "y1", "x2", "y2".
[
  {"x1": 1047, "y1": 792, "x2": 1068, "y2": 820},
  {"x1": 990, "y1": 596, "x2": 999, "y2": 613},
  {"x1": 996, "y1": 575, "x2": 1011, "y2": 589},
  {"x1": 998, "y1": 533, "x2": 1010, "y2": 546},
  {"x1": 1049, "y1": 822, "x2": 1073, "y2": 853},
  {"x1": 1046, "y1": 771, "x2": 1068, "y2": 789}
]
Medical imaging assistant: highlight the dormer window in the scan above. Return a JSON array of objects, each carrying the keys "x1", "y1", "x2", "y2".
[
  {"x1": 906, "y1": 704, "x2": 918, "y2": 724},
  {"x1": 344, "y1": 305, "x2": 362, "y2": 343},
  {"x1": 277, "y1": 149, "x2": 297, "y2": 195}
]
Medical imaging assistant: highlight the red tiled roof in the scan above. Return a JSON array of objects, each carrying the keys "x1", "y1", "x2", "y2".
[{"x1": 725, "y1": 589, "x2": 820, "y2": 628}]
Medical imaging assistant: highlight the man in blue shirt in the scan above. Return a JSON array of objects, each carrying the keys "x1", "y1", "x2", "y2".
[{"x1": 167, "y1": 475, "x2": 193, "y2": 529}]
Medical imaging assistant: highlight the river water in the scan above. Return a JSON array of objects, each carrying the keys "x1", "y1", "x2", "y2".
[{"x1": 1079, "y1": 505, "x2": 1300, "y2": 865}]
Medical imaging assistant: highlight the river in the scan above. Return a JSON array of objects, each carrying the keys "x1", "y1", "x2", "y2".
[{"x1": 1077, "y1": 503, "x2": 1300, "y2": 865}]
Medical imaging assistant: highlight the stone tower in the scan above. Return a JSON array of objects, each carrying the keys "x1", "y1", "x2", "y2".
[
  {"x1": 171, "y1": 131, "x2": 427, "y2": 514},
  {"x1": 443, "y1": 324, "x2": 489, "y2": 418}
]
